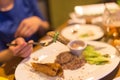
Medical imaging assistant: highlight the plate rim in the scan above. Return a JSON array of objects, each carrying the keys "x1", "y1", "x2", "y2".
[{"x1": 61, "y1": 24, "x2": 104, "y2": 41}]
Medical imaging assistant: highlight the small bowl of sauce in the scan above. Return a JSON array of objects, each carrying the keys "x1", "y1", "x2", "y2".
[{"x1": 67, "y1": 40, "x2": 87, "y2": 56}]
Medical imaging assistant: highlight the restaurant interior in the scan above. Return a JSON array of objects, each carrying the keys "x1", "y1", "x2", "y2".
[
  {"x1": 1, "y1": 0, "x2": 120, "y2": 80},
  {"x1": 38, "y1": 0, "x2": 116, "y2": 28}
]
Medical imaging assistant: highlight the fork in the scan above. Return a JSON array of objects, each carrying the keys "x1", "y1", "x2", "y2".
[{"x1": 7, "y1": 40, "x2": 53, "y2": 47}]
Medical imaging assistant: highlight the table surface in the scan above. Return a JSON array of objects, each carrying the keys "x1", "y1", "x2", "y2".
[{"x1": 0, "y1": 21, "x2": 120, "y2": 80}]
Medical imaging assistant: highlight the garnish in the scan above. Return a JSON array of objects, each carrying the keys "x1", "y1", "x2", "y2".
[
  {"x1": 53, "y1": 32, "x2": 59, "y2": 42},
  {"x1": 79, "y1": 31, "x2": 94, "y2": 38},
  {"x1": 80, "y1": 34, "x2": 89, "y2": 37},
  {"x1": 83, "y1": 46, "x2": 109, "y2": 65},
  {"x1": 72, "y1": 30, "x2": 78, "y2": 34}
]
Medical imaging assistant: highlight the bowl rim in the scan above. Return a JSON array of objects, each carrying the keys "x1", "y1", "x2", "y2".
[{"x1": 67, "y1": 40, "x2": 87, "y2": 50}]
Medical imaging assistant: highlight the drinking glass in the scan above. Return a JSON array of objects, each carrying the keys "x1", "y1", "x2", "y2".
[{"x1": 103, "y1": 9, "x2": 120, "y2": 45}]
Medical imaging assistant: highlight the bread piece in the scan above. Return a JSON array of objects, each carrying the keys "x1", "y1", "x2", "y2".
[
  {"x1": 47, "y1": 31, "x2": 70, "y2": 45},
  {"x1": 31, "y1": 63, "x2": 63, "y2": 77}
]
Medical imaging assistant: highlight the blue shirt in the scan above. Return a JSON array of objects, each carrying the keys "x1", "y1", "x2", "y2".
[{"x1": 0, "y1": 0, "x2": 46, "y2": 51}]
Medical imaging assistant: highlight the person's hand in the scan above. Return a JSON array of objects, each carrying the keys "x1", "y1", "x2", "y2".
[
  {"x1": 9, "y1": 37, "x2": 33, "y2": 58},
  {"x1": 15, "y1": 16, "x2": 48, "y2": 38}
]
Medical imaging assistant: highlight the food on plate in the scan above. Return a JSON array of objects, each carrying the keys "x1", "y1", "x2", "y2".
[
  {"x1": 31, "y1": 63, "x2": 63, "y2": 77},
  {"x1": 67, "y1": 40, "x2": 87, "y2": 56},
  {"x1": 55, "y1": 52, "x2": 73, "y2": 64},
  {"x1": 83, "y1": 45, "x2": 110, "y2": 65},
  {"x1": 47, "y1": 31, "x2": 70, "y2": 45},
  {"x1": 72, "y1": 29, "x2": 78, "y2": 34},
  {"x1": 79, "y1": 31, "x2": 94, "y2": 38},
  {"x1": 70, "y1": 40, "x2": 85, "y2": 49},
  {"x1": 53, "y1": 31, "x2": 59, "y2": 42},
  {"x1": 32, "y1": 57, "x2": 39, "y2": 61},
  {"x1": 55, "y1": 51, "x2": 86, "y2": 70},
  {"x1": 31, "y1": 43, "x2": 110, "y2": 78}
]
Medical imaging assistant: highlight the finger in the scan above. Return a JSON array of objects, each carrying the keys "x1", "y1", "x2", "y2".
[
  {"x1": 20, "y1": 45, "x2": 31, "y2": 53},
  {"x1": 15, "y1": 37, "x2": 26, "y2": 44},
  {"x1": 23, "y1": 24, "x2": 39, "y2": 37},
  {"x1": 9, "y1": 37, "x2": 27, "y2": 56},
  {"x1": 9, "y1": 40, "x2": 18, "y2": 53},
  {"x1": 28, "y1": 40, "x2": 34, "y2": 44},
  {"x1": 19, "y1": 25, "x2": 32, "y2": 37},
  {"x1": 21, "y1": 45, "x2": 33, "y2": 57},
  {"x1": 15, "y1": 21, "x2": 25, "y2": 37},
  {"x1": 11, "y1": 37, "x2": 27, "y2": 55},
  {"x1": 11, "y1": 39, "x2": 16, "y2": 44},
  {"x1": 10, "y1": 43, "x2": 27, "y2": 56},
  {"x1": 17, "y1": 45, "x2": 32, "y2": 57},
  {"x1": 28, "y1": 40, "x2": 33, "y2": 51},
  {"x1": 23, "y1": 27, "x2": 35, "y2": 37},
  {"x1": 17, "y1": 40, "x2": 33, "y2": 57},
  {"x1": 21, "y1": 48, "x2": 32, "y2": 57},
  {"x1": 22, "y1": 28, "x2": 32, "y2": 37}
]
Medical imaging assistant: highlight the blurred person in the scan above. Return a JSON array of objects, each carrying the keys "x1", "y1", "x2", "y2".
[
  {"x1": 0, "y1": 0, "x2": 49, "y2": 51},
  {"x1": 0, "y1": 37, "x2": 33, "y2": 62}
]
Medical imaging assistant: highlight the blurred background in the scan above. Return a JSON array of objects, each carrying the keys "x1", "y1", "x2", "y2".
[{"x1": 38, "y1": 0, "x2": 117, "y2": 29}]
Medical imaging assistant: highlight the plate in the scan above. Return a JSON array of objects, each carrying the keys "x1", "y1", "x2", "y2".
[
  {"x1": 15, "y1": 41, "x2": 120, "y2": 80},
  {"x1": 61, "y1": 24, "x2": 104, "y2": 41}
]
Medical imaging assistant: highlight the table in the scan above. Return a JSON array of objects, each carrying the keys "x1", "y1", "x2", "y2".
[
  {"x1": 0, "y1": 22, "x2": 120, "y2": 80},
  {"x1": 57, "y1": 21, "x2": 120, "y2": 80},
  {"x1": 0, "y1": 44, "x2": 42, "y2": 80}
]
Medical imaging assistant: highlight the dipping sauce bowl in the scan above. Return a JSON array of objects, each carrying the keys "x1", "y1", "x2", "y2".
[{"x1": 67, "y1": 40, "x2": 87, "y2": 56}]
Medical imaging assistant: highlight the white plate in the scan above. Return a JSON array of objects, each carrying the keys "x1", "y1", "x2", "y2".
[
  {"x1": 15, "y1": 41, "x2": 120, "y2": 80},
  {"x1": 61, "y1": 24, "x2": 104, "y2": 41}
]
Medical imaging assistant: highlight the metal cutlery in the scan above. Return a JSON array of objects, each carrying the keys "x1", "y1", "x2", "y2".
[{"x1": 6, "y1": 40, "x2": 53, "y2": 47}]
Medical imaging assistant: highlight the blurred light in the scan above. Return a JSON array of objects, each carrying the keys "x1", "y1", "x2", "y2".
[
  {"x1": 86, "y1": 77, "x2": 94, "y2": 80},
  {"x1": 74, "y1": 6, "x2": 83, "y2": 16}
]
